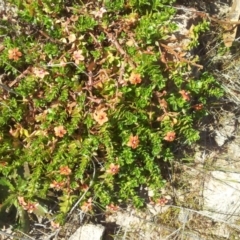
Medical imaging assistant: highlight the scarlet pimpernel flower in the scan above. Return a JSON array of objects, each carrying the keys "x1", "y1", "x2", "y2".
[
  {"x1": 59, "y1": 166, "x2": 72, "y2": 176},
  {"x1": 93, "y1": 108, "x2": 108, "y2": 125},
  {"x1": 106, "y1": 203, "x2": 119, "y2": 212},
  {"x1": 50, "y1": 180, "x2": 65, "y2": 191},
  {"x1": 72, "y1": 50, "x2": 84, "y2": 64},
  {"x1": 129, "y1": 72, "x2": 142, "y2": 85},
  {"x1": 164, "y1": 131, "x2": 176, "y2": 142},
  {"x1": 51, "y1": 221, "x2": 60, "y2": 229},
  {"x1": 192, "y1": 103, "x2": 203, "y2": 111},
  {"x1": 127, "y1": 134, "x2": 139, "y2": 149},
  {"x1": 33, "y1": 67, "x2": 49, "y2": 79},
  {"x1": 54, "y1": 126, "x2": 67, "y2": 138},
  {"x1": 156, "y1": 197, "x2": 168, "y2": 206},
  {"x1": 106, "y1": 163, "x2": 120, "y2": 175},
  {"x1": 179, "y1": 90, "x2": 190, "y2": 101},
  {"x1": 81, "y1": 198, "x2": 92, "y2": 212},
  {"x1": 18, "y1": 197, "x2": 39, "y2": 213},
  {"x1": 8, "y1": 48, "x2": 22, "y2": 61},
  {"x1": 25, "y1": 202, "x2": 39, "y2": 213}
]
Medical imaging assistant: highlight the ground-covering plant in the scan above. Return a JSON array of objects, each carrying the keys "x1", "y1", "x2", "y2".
[{"x1": 0, "y1": 0, "x2": 223, "y2": 229}]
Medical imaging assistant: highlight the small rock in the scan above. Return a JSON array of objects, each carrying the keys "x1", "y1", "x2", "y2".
[
  {"x1": 68, "y1": 224, "x2": 105, "y2": 240},
  {"x1": 210, "y1": 223, "x2": 230, "y2": 239},
  {"x1": 214, "y1": 112, "x2": 237, "y2": 146},
  {"x1": 178, "y1": 208, "x2": 192, "y2": 223},
  {"x1": 227, "y1": 142, "x2": 240, "y2": 161},
  {"x1": 214, "y1": 130, "x2": 227, "y2": 146},
  {"x1": 202, "y1": 171, "x2": 240, "y2": 223},
  {"x1": 147, "y1": 203, "x2": 170, "y2": 215}
]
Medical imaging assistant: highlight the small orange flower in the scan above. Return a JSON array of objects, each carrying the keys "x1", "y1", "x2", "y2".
[
  {"x1": 27, "y1": 203, "x2": 38, "y2": 213},
  {"x1": 93, "y1": 108, "x2": 108, "y2": 125},
  {"x1": 33, "y1": 67, "x2": 49, "y2": 79},
  {"x1": 81, "y1": 198, "x2": 92, "y2": 212},
  {"x1": 127, "y1": 135, "x2": 139, "y2": 149},
  {"x1": 179, "y1": 90, "x2": 190, "y2": 101},
  {"x1": 8, "y1": 48, "x2": 22, "y2": 61},
  {"x1": 164, "y1": 131, "x2": 176, "y2": 142},
  {"x1": 50, "y1": 221, "x2": 60, "y2": 229},
  {"x1": 106, "y1": 163, "x2": 120, "y2": 175},
  {"x1": 106, "y1": 203, "x2": 119, "y2": 212},
  {"x1": 25, "y1": 202, "x2": 39, "y2": 213},
  {"x1": 129, "y1": 72, "x2": 142, "y2": 85},
  {"x1": 18, "y1": 196, "x2": 38, "y2": 213},
  {"x1": 72, "y1": 50, "x2": 85, "y2": 64},
  {"x1": 192, "y1": 103, "x2": 203, "y2": 111},
  {"x1": 50, "y1": 180, "x2": 65, "y2": 190},
  {"x1": 54, "y1": 126, "x2": 67, "y2": 138},
  {"x1": 59, "y1": 166, "x2": 72, "y2": 176},
  {"x1": 156, "y1": 197, "x2": 168, "y2": 206}
]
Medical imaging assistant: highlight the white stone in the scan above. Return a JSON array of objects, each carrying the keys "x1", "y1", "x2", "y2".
[
  {"x1": 214, "y1": 130, "x2": 227, "y2": 146},
  {"x1": 178, "y1": 209, "x2": 192, "y2": 223},
  {"x1": 147, "y1": 203, "x2": 170, "y2": 215},
  {"x1": 115, "y1": 211, "x2": 140, "y2": 227},
  {"x1": 68, "y1": 224, "x2": 105, "y2": 240},
  {"x1": 210, "y1": 223, "x2": 230, "y2": 239},
  {"x1": 228, "y1": 142, "x2": 240, "y2": 160},
  {"x1": 202, "y1": 171, "x2": 240, "y2": 223}
]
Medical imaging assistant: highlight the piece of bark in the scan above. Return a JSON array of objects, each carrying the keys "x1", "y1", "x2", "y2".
[{"x1": 223, "y1": 0, "x2": 240, "y2": 47}]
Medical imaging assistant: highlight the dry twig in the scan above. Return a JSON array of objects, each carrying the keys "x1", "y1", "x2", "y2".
[{"x1": 160, "y1": 43, "x2": 203, "y2": 69}]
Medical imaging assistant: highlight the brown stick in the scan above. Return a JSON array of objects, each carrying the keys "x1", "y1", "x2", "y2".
[
  {"x1": 160, "y1": 43, "x2": 203, "y2": 69},
  {"x1": 103, "y1": 30, "x2": 136, "y2": 68}
]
